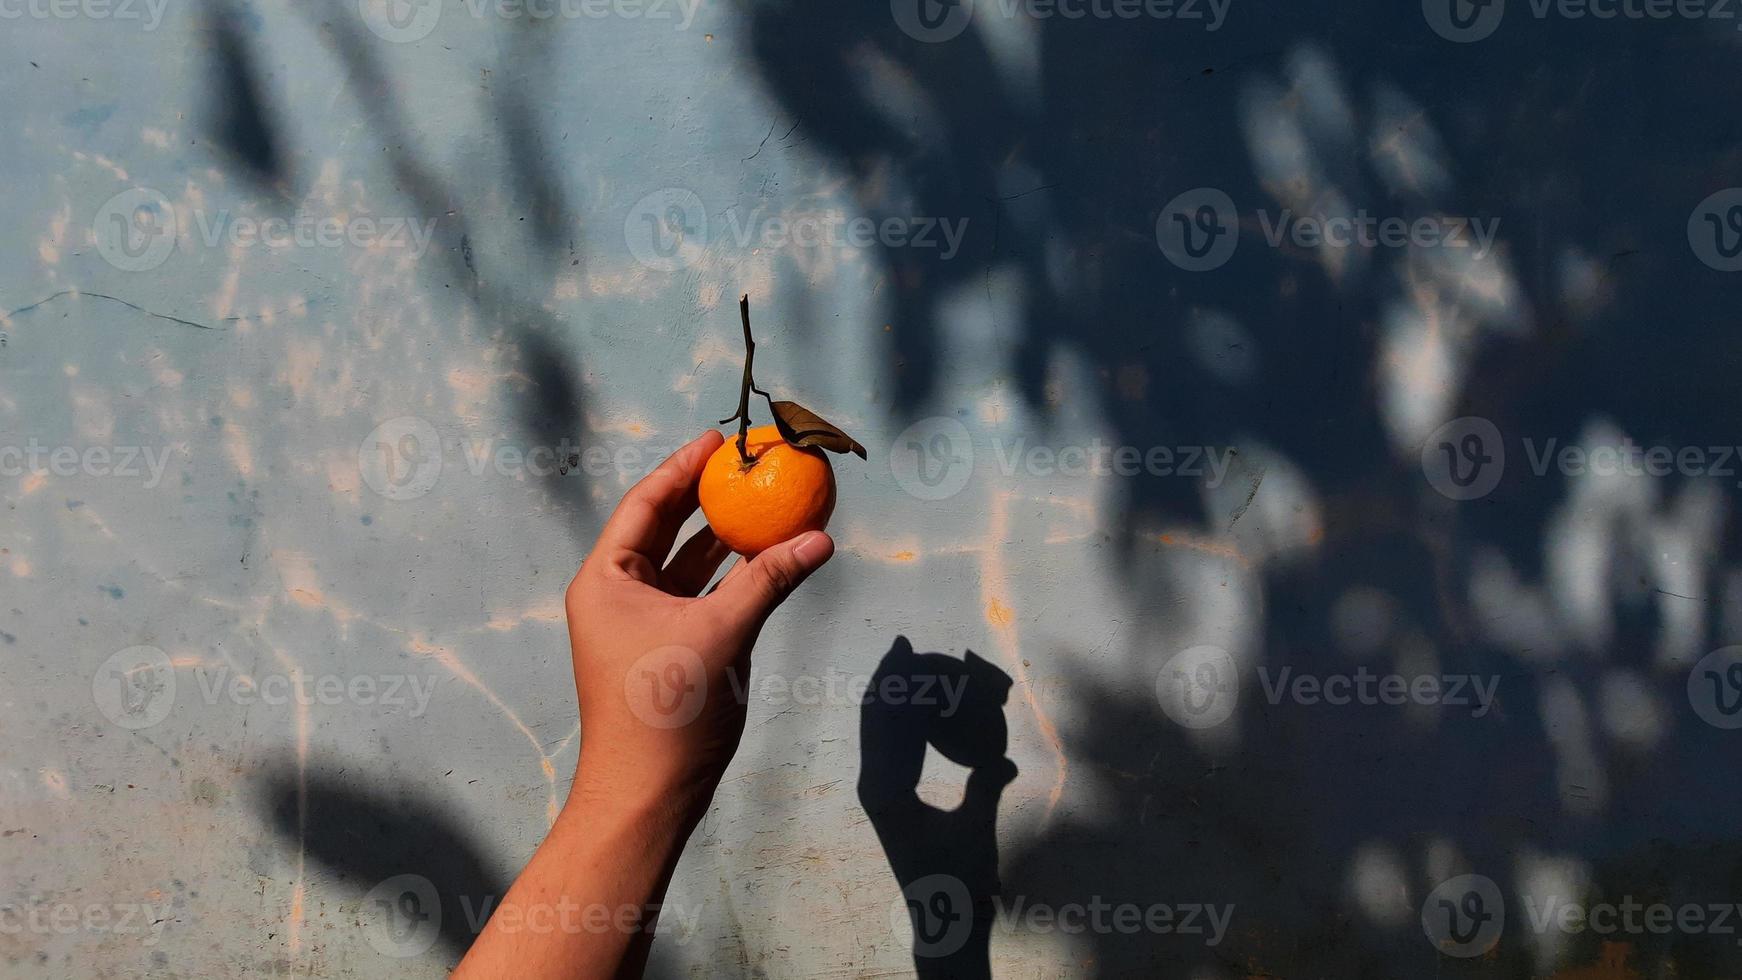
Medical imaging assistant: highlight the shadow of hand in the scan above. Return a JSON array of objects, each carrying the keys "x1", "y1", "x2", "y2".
[{"x1": 858, "y1": 636, "x2": 1018, "y2": 979}]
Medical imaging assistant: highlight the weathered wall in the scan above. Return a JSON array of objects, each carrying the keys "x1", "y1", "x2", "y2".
[{"x1": 5, "y1": 1, "x2": 1742, "y2": 977}]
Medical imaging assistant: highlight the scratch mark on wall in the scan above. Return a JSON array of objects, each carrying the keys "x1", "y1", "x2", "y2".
[{"x1": 3, "y1": 289, "x2": 224, "y2": 331}]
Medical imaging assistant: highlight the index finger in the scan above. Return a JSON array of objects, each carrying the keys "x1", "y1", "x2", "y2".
[{"x1": 595, "y1": 430, "x2": 723, "y2": 565}]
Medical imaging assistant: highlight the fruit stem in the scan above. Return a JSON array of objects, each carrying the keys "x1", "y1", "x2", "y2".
[
  {"x1": 733, "y1": 294, "x2": 756, "y2": 465},
  {"x1": 717, "y1": 294, "x2": 778, "y2": 467}
]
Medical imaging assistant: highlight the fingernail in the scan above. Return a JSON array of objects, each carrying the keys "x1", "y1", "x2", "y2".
[{"x1": 792, "y1": 531, "x2": 834, "y2": 571}]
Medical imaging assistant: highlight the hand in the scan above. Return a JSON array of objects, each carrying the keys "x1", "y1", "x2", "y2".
[
  {"x1": 454, "y1": 432, "x2": 832, "y2": 980},
  {"x1": 564, "y1": 430, "x2": 835, "y2": 820}
]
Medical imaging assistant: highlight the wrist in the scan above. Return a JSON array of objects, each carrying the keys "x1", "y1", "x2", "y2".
[{"x1": 568, "y1": 750, "x2": 718, "y2": 830}]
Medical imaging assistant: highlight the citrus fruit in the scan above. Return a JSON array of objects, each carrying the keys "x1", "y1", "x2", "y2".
[{"x1": 698, "y1": 425, "x2": 836, "y2": 555}]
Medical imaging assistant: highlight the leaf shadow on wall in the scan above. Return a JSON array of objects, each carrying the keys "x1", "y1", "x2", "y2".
[
  {"x1": 257, "y1": 764, "x2": 506, "y2": 965},
  {"x1": 741, "y1": 0, "x2": 1742, "y2": 975}
]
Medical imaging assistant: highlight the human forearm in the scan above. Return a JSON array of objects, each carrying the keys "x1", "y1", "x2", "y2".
[
  {"x1": 452, "y1": 766, "x2": 708, "y2": 979},
  {"x1": 453, "y1": 431, "x2": 831, "y2": 978}
]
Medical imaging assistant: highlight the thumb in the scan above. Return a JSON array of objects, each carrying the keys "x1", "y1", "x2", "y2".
[{"x1": 709, "y1": 530, "x2": 835, "y2": 628}]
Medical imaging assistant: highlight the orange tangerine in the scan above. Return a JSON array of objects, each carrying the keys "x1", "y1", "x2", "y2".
[{"x1": 698, "y1": 425, "x2": 836, "y2": 555}]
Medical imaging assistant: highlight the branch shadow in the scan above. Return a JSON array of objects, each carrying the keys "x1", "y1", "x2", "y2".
[
  {"x1": 203, "y1": 0, "x2": 286, "y2": 189},
  {"x1": 292, "y1": 0, "x2": 597, "y2": 539},
  {"x1": 256, "y1": 762, "x2": 505, "y2": 964}
]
